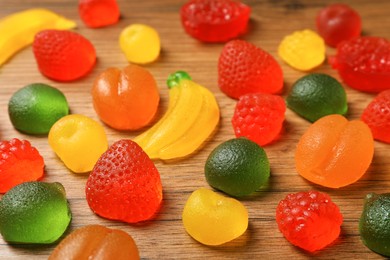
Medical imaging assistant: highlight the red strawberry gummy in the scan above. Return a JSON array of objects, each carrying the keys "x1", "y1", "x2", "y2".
[
  {"x1": 33, "y1": 30, "x2": 96, "y2": 82},
  {"x1": 330, "y1": 36, "x2": 390, "y2": 92},
  {"x1": 78, "y1": 0, "x2": 120, "y2": 28},
  {"x1": 180, "y1": 0, "x2": 250, "y2": 43},
  {"x1": 232, "y1": 93, "x2": 286, "y2": 146},
  {"x1": 0, "y1": 138, "x2": 44, "y2": 193},
  {"x1": 276, "y1": 191, "x2": 343, "y2": 252},
  {"x1": 361, "y1": 89, "x2": 390, "y2": 143},
  {"x1": 218, "y1": 39, "x2": 284, "y2": 99},
  {"x1": 316, "y1": 3, "x2": 361, "y2": 48},
  {"x1": 85, "y1": 139, "x2": 162, "y2": 223}
]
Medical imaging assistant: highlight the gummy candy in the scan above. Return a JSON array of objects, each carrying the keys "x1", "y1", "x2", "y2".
[
  {"x1": 330, "y1": 36, "x2": 390, "y2": 92},
  {"x1": 8, "y1": 83, "x2": 69, "y2": 135},
  {"x1": 278, "y1": 29, "x2": 326, "y2": 71},
  {"x1": 361, "y1": 89, "x2": 390, "y2": 143},
  {"x1": 33, "y1": 29, "x2": 96, "y2": 82},
  {"x1": 182, "y1": 188, "x2": 248, "y2": 246},
  {"x1": 79, "y1": 0, "x2": 120, "y2": 28},
  {"x1": 295, "y1": 114, "x2": 374, "y2": 188},
  {"x1": 134, "y1": 71, "x2": 219, "y2": 160},
  {"x1": 0, "y1": 138, "x2": 44, "y2": 193},
  {"x1": 359, "y1": 193, "x2": 390, "y2": 257},
  {"x1": 232, "y1": 93, "x2": 286, "y2": 146},
  {"x1": 180, "y1": 0, "x2": 251, "y2": 42},
  {"x1": 48, "y1": 114, "x2": 108, "y2": 173},
  {"x1": 276, "y1": 190, "x2": 343, "y2": 252},
  {"x1": 86, "y1": 139, "x2": 162, "y2": 223},
  {"x1": 119, "y1": 24, "x2": 161, "y2": 64},
  {"x1": 205, "y1": 137, "x2": 269, "y2": 197},
  {"x1": 92, "y1": 64, "x2": 160, "y2": 131},
  {"x1": 0, "y1": 8, "x2": 76, "y2": 67},
  {"x1": 316, "y1": 3, "x2": 361, "y2": 47},
  {"x1": 286, "y1": 73, "x2": 348, "y2": 122},
  {"x1": 0, "y1": 182, "x2": 71, "y2": 244},
  {"x1": 49, "y1": 225, "x2": 140, "y2": 260},
  {"x1": 218, "y1": 40, "x2": 284, "y2": 99}
]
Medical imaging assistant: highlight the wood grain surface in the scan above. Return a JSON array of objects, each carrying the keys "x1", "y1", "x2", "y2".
[{"x1": 1, "y1": 0, "x2": 390, "y2": 259}]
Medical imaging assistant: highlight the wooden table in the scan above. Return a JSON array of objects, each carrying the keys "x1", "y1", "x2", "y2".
[{"x1": 1, "y1": 0, "x2": 390, "y2": 259}]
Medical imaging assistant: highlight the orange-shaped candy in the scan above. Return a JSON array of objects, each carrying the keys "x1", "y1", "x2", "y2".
[
  {"x1": 49, "y1": 225, "x2": 139, "y2": 260},
  {"x1": 295, "y1": 114, "x2": 374, "y2": 188},
  {"x1": 92, "y1": 64, "x2": 160, "y2": 130}
]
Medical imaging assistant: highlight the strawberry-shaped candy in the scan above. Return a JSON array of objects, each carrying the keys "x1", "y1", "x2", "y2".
[
  {"x1": 218, "y1": 40, "x2": 284, "y2": 99},
  {"x1": 276, "y1": 191, "x2": 343, "y2": 252},
  {"x1": 33, "y1": 30, "x2": 96, "y2": 82},
  {"x1": 361, "y1": 89, "x2": 390, "y2": 143},
  {"x1": 232, "y1": 93, "x2": 286, "y2": 146},
  {"x1": 0, "y1": 138, "x2": 44, "y2": 193},
  {"x1": 180, "y1": 0, "x2": 250, "y2": 43},
  {"x1": 330, "y1": 36, "x2": 390, "y2": 92},
  {"x1": 86, "y1": 139, "x2": 162, "y2": 223},
  {"x1": 78, "y1": 0, "x2": 120, "y2": 28}
]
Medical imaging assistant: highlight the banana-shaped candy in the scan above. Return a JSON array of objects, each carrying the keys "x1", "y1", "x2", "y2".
[
  {"x1": 0, "y1": 8, "x2": 76, "y2": 66},
  {"x1": 134, "y1": 71, "x2": 220, "y2": 160}
]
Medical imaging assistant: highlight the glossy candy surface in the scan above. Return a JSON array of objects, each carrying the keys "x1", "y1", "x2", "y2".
[
  {"x1": 48, "y1": 114, "x2": 108, "y2": 173},
  {"x1": 0, "y1": 138, "x2": 44, "y2": 193},
  {"x1": 182, "y1": 188, "x2": 248, "y2": 246},
  {"x1": 86, "y1": 139, "x2": 162, "y2": 223},
  {"x1": 276, "y1": 190, "x2": 343, "y2": 252},
  {"x1": 49, "y1": 225, "x2": 140, "y2": 260},
  {"x1": 79, "y1": 0, "x2": 120, "y2": 28},
  {"x1": 295, "y1": 114, "x2": 374, "y2": 188}
]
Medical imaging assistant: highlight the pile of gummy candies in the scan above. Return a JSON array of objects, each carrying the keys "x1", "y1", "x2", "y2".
[{"x1": 0, "y1": 0, "x2": 390, "y2": 258}]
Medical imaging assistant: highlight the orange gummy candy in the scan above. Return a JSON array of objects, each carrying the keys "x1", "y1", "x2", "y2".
[
  {"x1": 295, "y1": 114, "x2": 374, "y2": 188},
  {"x1": 49, "y1": 225, "x2": 139, "y2": 260}
]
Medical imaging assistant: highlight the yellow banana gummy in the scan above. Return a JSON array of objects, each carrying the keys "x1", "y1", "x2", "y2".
[
  {"x1": 134, "y1": 71, "x2": 220, "y2": 160},
  {"x1": 0, "y1": 8, "x2": 76, "y2": 66}
]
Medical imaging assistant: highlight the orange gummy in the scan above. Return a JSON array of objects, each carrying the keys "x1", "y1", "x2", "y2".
[
  {"x1": 295, "y1": 114, "x2": 374, "y2": 188},
  {"x1": 92, "y1": 64, "x2": 160, "y2": 130},
  {"x1": 49, "y1": 225, "x2": 139, "y2": 260}
]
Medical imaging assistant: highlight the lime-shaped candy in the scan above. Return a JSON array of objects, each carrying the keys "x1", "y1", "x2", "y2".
[
  {"x1": 359, "y1": 193, "x2": 390, "y2": 257},
  {"x1": 0, "y1": 182, "x2": 71, "y2": 244},
  {"x1": 8, "y1": 83, "x2": 69, "y2": 134},
  {"x1": 286, "y1": 73, "x2": 348, "y2": 122},
  {"x1": 205, "y1": 137, "x2": 270, "y2": 197}
]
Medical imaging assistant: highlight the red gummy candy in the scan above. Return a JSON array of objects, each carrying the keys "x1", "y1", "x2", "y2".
[
  {"x1": 79, "y1": 0, "x2": 120, "y2": 28},
  {"x1": 316, "y1": 3, "x2": 361, "y2": 47},
  {"x1": 232, "y1": 93, "x2": 286, "y2": 146},
  {"x1": 218, "y1": 40, "x2": 284, "y2": 99},
  {"x1": 276, "y1": 191, "x2": 343, "y2": 252},
  {"x1": 330, "y1": 36, "x2": 390, "y2": 92},
  {"x1": 361, "y1": 89, "x2": 390, "y2": 143},
  {"x1": 180, "y1": 0, "x2": 250, "y2": 42},
  {"x1": 33, "y1": 30, "x2": 96, "y2": 82},
  {"x1": 0, "y1": 138, "x2": 44, "y2": 193},
  {"x1": 85, "y1": 139, "x2": 162, "y2": 223}
]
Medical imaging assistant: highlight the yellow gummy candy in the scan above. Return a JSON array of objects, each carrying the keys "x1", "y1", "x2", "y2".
[
  {"x1": 278, "y1": 29, "x2": 325, "y2": 71},
  {"x1": 0, "y1": 8, "x2": 76, "y2": 67},
  {"x1": 182, "y1": 188, "x2": 248, "y2": 246},
  {"x1": 119, "y1": 24, "x2": 161, "y2": 64},
  {"x1": 48, "y1": 114, "x2": 108, "y2": 173}
]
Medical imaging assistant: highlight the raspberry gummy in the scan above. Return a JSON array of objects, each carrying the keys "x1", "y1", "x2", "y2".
[{"x1": 276, "y1": 190, "x2": 343, "y2": 252}]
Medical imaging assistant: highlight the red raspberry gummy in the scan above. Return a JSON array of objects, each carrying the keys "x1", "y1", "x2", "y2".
[
  {"x1": 180, "y1": 0, "x2": 250, "y2": 43},
  {"x1": 0, "y1": 138, "x2": 44, "y2": 193},
  {"x1": 78, "y1": 0, "x2": 120, "y2": 28},
  {"x1": 86, "y1": 139, "x2": 162, "y2": 223},
  {"x1": 232, "y1": 93, "x2": 286, "y2": 146},
  {"x1": 316, "y1": 3, "x2": 361, "y2": 47},
  {"x1": 330, "y1": 36, "x2": 390, "y2": 92},
  {"x1": 361, "y1": 89, "x2": 390, "y2": 143},
  {"x1": 218, "y1": 40, "x2": 284, "y2": 99},
  {"x1": 276, "y1": 191, "x2": 343, "y2": 252},
  {"x1": 33, "y1": 30, "x2": 96, "y2": 82}
]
